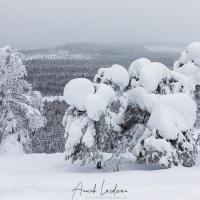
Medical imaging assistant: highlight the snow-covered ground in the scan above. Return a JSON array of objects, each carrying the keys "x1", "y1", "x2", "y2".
[{"x1": 1, "y1": 153, "x2": 200, "y2": 200}]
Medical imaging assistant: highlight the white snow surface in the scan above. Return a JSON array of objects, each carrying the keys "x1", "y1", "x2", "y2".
[
  {"x1": 85, "y1": 94, "x2": 107, "y2": 121},
  {"x1": 95, "y1": 84, "x2": 116, "y2": 105},
  {"x1": 129, "y1": 58, "x2": 151, "y2": 78},
  {"x1": 63, "y1": 78, "x2": 95, "y2": 111},
  {"x1": 0, "y1": 134, "x2": 24, "y2": 155},
  {"x1": 139, "y1": 62, "x2": 171, "y2": 93},
  {"x1": 1, "y1": 152, "x2": 200, "y2": 200},
  {"x1": 174, "y1": 63, "x2": 200, "y2": 86},
  {"x1": 97, "y1": 64, "x2": 129, "y2": 89},
  {"x1": 149, "y1": 93, "x2": 197, "y2": 140},
  {"x1": 127, "y1": 87, "x2": 158, "y2": 113}
]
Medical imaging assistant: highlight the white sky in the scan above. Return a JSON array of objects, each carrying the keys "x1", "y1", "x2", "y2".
[{"x1": 0, "y1": 0, "x2": 200, "y2": 49}]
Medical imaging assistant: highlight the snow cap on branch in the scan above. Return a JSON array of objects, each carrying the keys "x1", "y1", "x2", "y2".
[
  {"x1": 148, "y1": 93, "x2": 197, "y2": 140},
  {"x1": 63, "y1": 78, "x2": 95, "y2": 111},
  {"x1": 95, "y1": 64, "x2": 129, "y2": 89},
  {"x1": 129, "y1": 58, "x2": 151, "y2": 79}
]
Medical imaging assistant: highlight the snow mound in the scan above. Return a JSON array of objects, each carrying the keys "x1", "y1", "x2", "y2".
[
  {"x1": 127, "y1": 87, "x2": 158, "y2": 113},
  {"x1": 85, "y1": 94, "x2": 107, "y2": 121},
  {"x1": 148, "y1": 93, "x2": 197, "y2": 140},
  {"x1": 63, "y1": 78, "x2": 95, "y2": 111},
  {"x1": 174, "y1": 63, "x2": 200, "y2": 86},
  {"x1": 139, "y1": 62, "x2": 170, "y2": 93},
  {"x1": 97, "y1": 64, "x2": 129, "y2": 89},
  {"x1": 95, "y1": 84, "x2": 116, "y2": 105},
  {"x1": 187, "y1": 42, "x2": 200, "y2": 65},
  {"x1": 0, "y1": 134, "x2": 24, "y2": 155},
  {"x1": 129, "y1": 58, "x2": 151, "y2": 78}
]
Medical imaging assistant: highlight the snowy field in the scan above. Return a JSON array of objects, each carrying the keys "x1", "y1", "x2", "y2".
[{"x1": 1, "y1": 152, "x2": 200, "y2": 200}]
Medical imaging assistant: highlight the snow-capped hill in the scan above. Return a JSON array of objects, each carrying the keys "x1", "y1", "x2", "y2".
[{"x1": 24, "y1": 50, "x2": 92, "y2": 60}]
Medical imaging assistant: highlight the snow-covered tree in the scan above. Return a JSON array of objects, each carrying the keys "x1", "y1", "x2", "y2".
[
  {"x1": 63, "y1": 78, "x2": 122, "y2": 170},
  {"x1": 116, "y1": 61, "x2": 197, "y2": 168},
  {"x1": 0, "y1": 46, "x2": 46, "y2": 154},
  {"x1": 63, "y1": 58, "x2": 198, "y2": 169}
]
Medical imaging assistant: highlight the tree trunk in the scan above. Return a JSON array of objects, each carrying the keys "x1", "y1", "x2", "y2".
[{"x1": 96, "y1": 161, "x2": 101, "y2": 169}]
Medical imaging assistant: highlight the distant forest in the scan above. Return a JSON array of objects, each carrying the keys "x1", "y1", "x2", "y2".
[{"x1": 24, "y1": 43, "x2": 180, "y2": 96}]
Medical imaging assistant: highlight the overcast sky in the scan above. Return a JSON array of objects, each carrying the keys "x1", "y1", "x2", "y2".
[{"x1": 0, "y1": 0, "x2": 200, "y2": 49}]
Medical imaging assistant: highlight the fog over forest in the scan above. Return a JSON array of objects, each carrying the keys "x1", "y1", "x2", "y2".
[{"x1": 0, "y1": 0, "x2": 200, "y2": 49}]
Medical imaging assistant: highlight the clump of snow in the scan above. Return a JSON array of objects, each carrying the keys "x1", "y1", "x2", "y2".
[
  {"x1": 187, "y1": 42, "x2": 200, "y2": 65},
  {"x1": 174, "y1": 63, "x2": 200, "y2": 86},
  {"x1": 63, "y1": 78, "x2": 95, "y2": 111},
  {"x1": 95, "y1": 84, "x2": 116, "y2": 105},
  {"x1": 127, "y1": 87, "x2": 158, "y2": 113},
  {"x1": 173, "y1": 42, "x2": 200, "y2": 86},
  {"x1": 96, "y1": 64, "x2": 129, "y2": 89},
  {"x1": 129, "y1": 58, "x2": 151, "y2": 78},
  {"x1": 139, "y1": 62, "x2": 171, "y2": 93},
  {"x1": 85, "y1": 94, "x2": 107, "y2": 121},
  {"x1": 148, "y1": 93, "x2": 197, "y2": 140}
]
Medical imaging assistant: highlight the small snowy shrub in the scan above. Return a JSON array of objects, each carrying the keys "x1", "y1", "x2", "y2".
[{"x1": 0, "y1": 46, "x2": 46, "y2": 154}]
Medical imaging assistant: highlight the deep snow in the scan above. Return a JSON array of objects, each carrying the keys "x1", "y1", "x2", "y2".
[{"x1": 0, "y1": 153, "x2": 200, "y2": 200}]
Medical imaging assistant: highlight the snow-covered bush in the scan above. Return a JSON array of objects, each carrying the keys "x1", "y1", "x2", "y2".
[
  {"x1": 63, "y1": 78, "x2": 122, "y2": 169},
  {"x1": 0, "y1": 46, "x2": 46, "y2": 154},
  {"x1": 133, "y1": 92, "x2": 197, "y2": 168}
]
